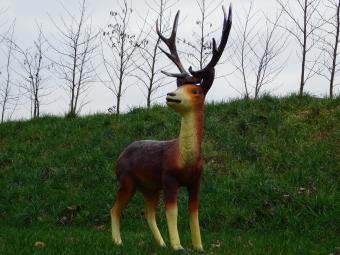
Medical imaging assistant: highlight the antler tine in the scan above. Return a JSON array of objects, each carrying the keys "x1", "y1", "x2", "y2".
[
  {"x1": 189, "y1": 4, "x2": 232, "y2": 77},
  {"x1": 156, "y1": 11, "x2": 188, "y2": 75},
  {"x1": 161, "y1": 70, "x2": 186, "y2": 78}
]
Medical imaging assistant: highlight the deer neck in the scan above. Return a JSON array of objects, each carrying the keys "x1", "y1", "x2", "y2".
[{"x1": 178, "y1": 107, "x2": 204, "y2": 168}]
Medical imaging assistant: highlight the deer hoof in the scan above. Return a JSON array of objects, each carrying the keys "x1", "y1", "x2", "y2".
[
  {"x1": 193, "y1": 246, "x2": 204, "y2": 253},
  {"x1": 112, "y1": 238, "x2": 122, "y2": 246},
  {"x1": 172, "y1": 245, "x2": 186, "y2": 252},
  {"x1": 159, "y1": 241, "x2": 167, "y2": 248}
]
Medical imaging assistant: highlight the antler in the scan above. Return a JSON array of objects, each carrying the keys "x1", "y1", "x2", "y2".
[
  {"x1": 189, "y1": 5, "x2": 232, "y2": 78},
  {"x1": 156, "y1": 11, "x2": 198, "y2": 86},
  {"x1": 157, "y1": 5, "x2": 232, "y2": 92}
]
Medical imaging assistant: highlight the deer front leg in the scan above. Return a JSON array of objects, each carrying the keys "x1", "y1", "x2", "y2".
[
  {"x1": 163, "y1": 178, "x2": 184, "y2": 251},
  {"x1": 188, "y1": 182, "x2": 203, "y2": 252}
]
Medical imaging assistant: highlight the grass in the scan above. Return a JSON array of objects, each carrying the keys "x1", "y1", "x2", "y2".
[{"x1": 0, "y1": 95, "x2": 339, "y2": 254}]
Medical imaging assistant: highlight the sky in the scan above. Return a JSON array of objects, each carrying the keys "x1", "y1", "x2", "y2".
[{"x1": 0, "y1": 0, "x2": 338, "y2": 120}]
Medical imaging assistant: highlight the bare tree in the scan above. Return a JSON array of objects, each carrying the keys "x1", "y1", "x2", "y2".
[
  {"x1": 231, "y1": 3, "x2": 255, "y2": 98},
  {"x1": 252, "y1": 12, "x2": 288, "y2": 98},
  {"x1": 231, "y1": 3, "x2": 287, "y2": 98},
  {"x1": 276, "y1": 0, "x2": 323, "y2": 96},
  {"x1": 133, "y1": 0, "x2": 176, "y2": 108},
  {"x1": 100, "y1": 0, "x2": 145, "y2": 114},
  {"x1": 49, "y1": 0, "x2": 98, "y2": 116},
  {"x1": 0, "y1": 23, "x2": 18, "y2": 123},
  {"x1": 13, "y1": 27, "x2": 50, "y2": 118},
  {"x1": 317, "y1": 0, "x2": 339, "y2": 98}
]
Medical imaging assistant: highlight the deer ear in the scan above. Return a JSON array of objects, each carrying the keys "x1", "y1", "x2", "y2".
[{"x1": 201, "y1": 69, "x2": 215, "y2": 95}]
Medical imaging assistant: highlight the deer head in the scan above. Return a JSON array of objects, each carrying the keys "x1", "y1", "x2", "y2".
[{"x1": 157, "y1": 5, "x2": 232, "y2": 114}]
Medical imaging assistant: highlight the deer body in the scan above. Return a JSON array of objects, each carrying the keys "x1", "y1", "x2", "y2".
[
  {"x1": 117, "y1": 112, "x2": 203, "y2": 189},
  {"x1": 111, "y1": 6, "x2": 232, "y2": 251}
]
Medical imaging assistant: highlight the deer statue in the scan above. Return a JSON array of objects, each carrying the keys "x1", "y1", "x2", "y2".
[{"x1": 111, "y1": 4, "x2": 232, "y2": 252}]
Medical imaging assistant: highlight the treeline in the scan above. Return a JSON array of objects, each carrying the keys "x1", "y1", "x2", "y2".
[{"x1": 0, "y1": 0, "x2": 339, "y2": 122}]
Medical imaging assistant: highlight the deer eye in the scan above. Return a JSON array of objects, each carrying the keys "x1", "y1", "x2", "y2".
[{"x1": 192, "y1": 89, "x2": 201, "y2": 95}]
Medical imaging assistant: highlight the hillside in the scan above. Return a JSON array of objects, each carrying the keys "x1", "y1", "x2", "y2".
[{"x1": 0, "y1": 95, "x2": 339, "y2": 255}]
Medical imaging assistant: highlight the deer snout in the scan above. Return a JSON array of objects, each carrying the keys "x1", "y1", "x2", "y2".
[{"x1": 166, "y1": 92, "x2": 181, "y2": 105}]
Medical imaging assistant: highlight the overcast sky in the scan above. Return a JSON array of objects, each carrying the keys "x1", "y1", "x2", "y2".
[{"x1": 0, "y1": 0, "x2": 337, "y2": 120}]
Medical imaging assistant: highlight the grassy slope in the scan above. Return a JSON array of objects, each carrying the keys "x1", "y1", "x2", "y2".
[{"x1": 0, "y1": 95, "x2": 339, "y2": 255}]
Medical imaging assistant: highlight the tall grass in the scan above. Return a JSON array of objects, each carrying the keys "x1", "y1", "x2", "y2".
[{"x1": 0, "y1": 95, "x2": 339, "y2": 254}]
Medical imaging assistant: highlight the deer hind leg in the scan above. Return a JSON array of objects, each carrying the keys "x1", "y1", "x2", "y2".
[
  {"x1": 111, "y1": 175, "x2": 135, "y2": 245},
  {"x1": 163, "y1": 178, "x2": 184, "y2": 251},
  {"x1": 143, "y1": 191, "x2": 166, "y2": 247}
]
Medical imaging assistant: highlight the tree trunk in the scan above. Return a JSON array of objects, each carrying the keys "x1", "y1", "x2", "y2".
[
  {"x1": 1, "y1": 102, "x2": 6, "y2": 123},
  {"x1": 147, "y1": 89, "x2": 151, "y2": 108},
  {"x1": 299, "y1": 49, "x2": 306, "y2": 97},
  {"x1": 329, "y1": 2, "x2": 339, "y2": 99},
  {"x1": 299, "y1": 0, "x2": 308, "y2": 97},
  {"x1": 1, "y1": 42, "x2": 13, "y2": 123},
  {"x1": 116, "y1": 93, "x2": 121, "y2": 115}
]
